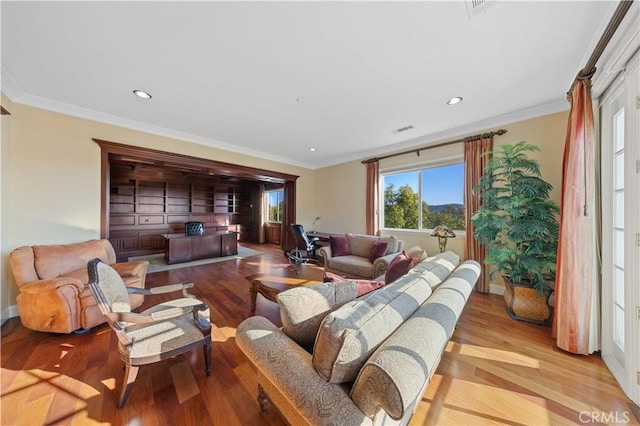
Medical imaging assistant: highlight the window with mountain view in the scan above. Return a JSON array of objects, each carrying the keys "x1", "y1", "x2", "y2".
[{"x1": 381, "y1": 163, "x2": 465, "y2": 231}]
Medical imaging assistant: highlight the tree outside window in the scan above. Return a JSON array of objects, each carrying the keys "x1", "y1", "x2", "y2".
[
  {"x1": 267, "y1": 190, "x2": 284, "y2": 222},
  {"x1": 382, "y1": 163, "x2": 465, "y2": 231}
]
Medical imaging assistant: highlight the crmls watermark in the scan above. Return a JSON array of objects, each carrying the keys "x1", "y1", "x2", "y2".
[{"x1": 579, "y1": 410, "x2": 630, "y2": 424}]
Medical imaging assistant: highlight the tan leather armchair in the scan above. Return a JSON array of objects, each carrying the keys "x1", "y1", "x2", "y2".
[{"x1": 10, "y1": 239, "x2": 149, "y2": 333}]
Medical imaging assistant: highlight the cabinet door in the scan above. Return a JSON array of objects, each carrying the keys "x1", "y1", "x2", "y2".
[
  {"x1": 221, "y1": 233, "x2": 238, "y2": 256},
  {"x1": 166, "y1": 238, "x2": 192, "y2": 264},
  {"x1": 192, "y1": 235, "x2": 221, "y2": 259}
]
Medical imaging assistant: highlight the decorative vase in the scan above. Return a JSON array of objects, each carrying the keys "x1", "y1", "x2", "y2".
[{"x1": 502, "y1": 276, "x2": 553, "y2": 326}]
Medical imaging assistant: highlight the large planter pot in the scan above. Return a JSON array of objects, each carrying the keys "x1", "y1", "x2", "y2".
[{"x1": 502, "y1": 276, "x2": 553, "y2": 326}]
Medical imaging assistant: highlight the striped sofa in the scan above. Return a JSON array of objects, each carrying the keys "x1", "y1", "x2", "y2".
[{"x1": 236, "y1": 251, "x2": 481, "y2": 425}]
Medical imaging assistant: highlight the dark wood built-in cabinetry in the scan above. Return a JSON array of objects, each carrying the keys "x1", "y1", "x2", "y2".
[
  {"x1": 96, "y1": 139, "x2": 300, "y2": 260},
  {"x1": 162, "y1": 231, "x2": 238, "y2": 264},
  {"x1": 264, "y1": 222, "x2": 282, "y2": 245},
  {"x1": 108, "y1": 164, "x2": 250, "y2": 261}
]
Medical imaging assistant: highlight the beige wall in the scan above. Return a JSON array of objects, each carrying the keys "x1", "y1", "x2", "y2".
[
  {"x1": 1, "y1": 94, "x2": 13, "y2": 320},
  {"x1": 0, "y1": 98, "x2": 569, "y2": 319},
  {"x1": 0, "y1": 101, "x2": 316, "y2": 317},
  {"x1": 314, "y1": 110, "x2": 569, "y2": 291}
]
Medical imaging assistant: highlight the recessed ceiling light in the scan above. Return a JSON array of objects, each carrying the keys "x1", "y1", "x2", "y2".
[
  {"x1": 133, "y1": 90, "x2": 152, "y2": 99},
  {"x1": 296, "y1": 98, "x2": 304, "y2": 103},
  {"x1": 309, "y1": 148, "x2": 317, "y2": 152},
  {"x1": 447, "y1": 97, "x2": 463, "y2": 105}
]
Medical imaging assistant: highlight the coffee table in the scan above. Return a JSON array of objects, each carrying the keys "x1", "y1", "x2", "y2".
[{"x1": 246, "y1": 264, "x2": 324, "y2": 311}]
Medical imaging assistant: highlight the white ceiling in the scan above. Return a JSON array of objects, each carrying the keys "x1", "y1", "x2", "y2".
[{"x1": 1, "y1": 1, "x2": 615, "y2": 169}]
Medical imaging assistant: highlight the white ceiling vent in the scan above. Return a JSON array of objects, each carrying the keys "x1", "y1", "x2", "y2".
[{"x1": 466, "y1": 0, "x2": 496, "y2": 20}]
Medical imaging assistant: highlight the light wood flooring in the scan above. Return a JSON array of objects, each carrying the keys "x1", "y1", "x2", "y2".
[{"x1": 1, "y1": 243, "x2": 638, "y2": 425}]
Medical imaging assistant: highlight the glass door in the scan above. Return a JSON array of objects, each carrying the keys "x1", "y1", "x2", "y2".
[{"x1": 600, "y1": 50, "x2": 639, "y2": 406}]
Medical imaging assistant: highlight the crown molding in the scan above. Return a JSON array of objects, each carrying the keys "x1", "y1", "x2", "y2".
[
  {"x1": 4, "y1": 82, "x2": 570, "y2": 170},
  {"x1": 325, "y1": 98, "x2": 570, "y2": 169},
  {"x1": 0, "y1": 66, "x2": 24, "y2": 100},
  {"x1": 5, "y1": 91, "x2": 316, "y2": 169},
  {"x1": 591, "y1": 1, "x2": 639, "y2": 98}
]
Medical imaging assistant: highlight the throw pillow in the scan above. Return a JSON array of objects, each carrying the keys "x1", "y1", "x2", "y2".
[
  {"x1": 323, "y1": 273, "x2": 384, "y2": 297},
  {"x1": 277, "y1": 281, "x2": 359, "y2": 348},
  {"x1": 323, "y1": 271, "x2": 346, "y2": 282},
  {"x1": 384, "y1": 251, "x2": 414, "y2": 284},
  {"x1": 329, "y1": 235, "x2": 351, "y2": 257},
  {"x1": 353, "y1": 279, "x2": 385, "y2": 297},
  {"x1": 312, "y1": 275, "x2": 433, "y2": 383},
  {"x1": 406, "y1": 245, "x2": 428, "y2": 264},
  {"x1": 369, "y1": 239, "x2": 388, "y2": 263}
]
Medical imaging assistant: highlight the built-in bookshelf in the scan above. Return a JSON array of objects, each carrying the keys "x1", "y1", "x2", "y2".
[
  {"x1": 192, "y1": 184, "x2": 215, "y2": 213},
  {"x1": 108, "y1": 173, "x2": 248, "y2": 260},
  {"x1": 109, "y1": 181, "x2": 241, "y2": 217}
]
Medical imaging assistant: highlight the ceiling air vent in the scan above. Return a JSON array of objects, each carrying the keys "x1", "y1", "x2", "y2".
[
  {"x1": 392, "y1": 125, "x2": 414, "y2": 134},
  {"x1": 466, "y1": 0, "x2": 495, "y2": 20}
]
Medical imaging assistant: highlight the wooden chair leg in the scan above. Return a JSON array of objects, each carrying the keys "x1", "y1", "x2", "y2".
[
  {"x1": 203, "y1": 342, "x2": 212, "y2": 376},
  {"x1": 257, "y1": 384, "x2": 270, "y2": 411},
  {"x1": 117, "y1": 363, "x2": 139, "y2": 408}
]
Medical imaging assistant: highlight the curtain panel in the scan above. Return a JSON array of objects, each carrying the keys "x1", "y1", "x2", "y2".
[
  {"x1": 366, "y1": 160, "x2": 379, "y2": 235},
  {"x1": 554, "y1": 79, "x2": 599, "y2": 355},
  {"x1": 258, "y1": 184, "x2": 266, "y2": 244},
  {"x1": 464, "y1": 137, "x2": 493, "y2": 293}
]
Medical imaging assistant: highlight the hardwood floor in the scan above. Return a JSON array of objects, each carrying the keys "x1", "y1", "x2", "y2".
[{"x1": 1, "y1": 243, "x2": 637, "y2": 425}]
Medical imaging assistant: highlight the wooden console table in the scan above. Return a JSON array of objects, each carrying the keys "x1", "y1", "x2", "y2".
[
  {"x1": 305, "y1": 231, "x2": 340, "y2": 242},
  {"x1": 162, "y1": 231, "x2": 238, "y2": 264}
]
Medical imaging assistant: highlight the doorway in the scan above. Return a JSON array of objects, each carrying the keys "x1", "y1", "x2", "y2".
[{"x1": 599, "y1": 50, "x2": 639, "y2": 406}]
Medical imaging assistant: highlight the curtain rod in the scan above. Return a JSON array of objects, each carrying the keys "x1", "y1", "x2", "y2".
[
  {"x1": 361, "y1": 129, "x2": 507, "y2": 164},
  {"x1": 571, "y1": 0, "x2": 634, "y2": 87}
]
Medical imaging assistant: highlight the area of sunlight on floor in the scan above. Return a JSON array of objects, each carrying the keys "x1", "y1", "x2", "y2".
[
  {"x1": 413, "y1": 372, "x2": 558, "y2": 425},
  {"x1": 1, "y1": 367, "x2": 105, "y2": 425},
  {"x1": 445, "y1": 341, "x2": 541, "y2": 368},
  {"x1": 212, "y1": 325, "x2": 236, "y2": 343}
]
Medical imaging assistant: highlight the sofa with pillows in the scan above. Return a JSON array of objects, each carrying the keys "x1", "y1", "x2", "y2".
[
  {"x1": 236, "y1": 251, "x2": 481, "y2": 425},
  {"x1": 318, "y1": 232, "x2": 405, "y2": 279}
]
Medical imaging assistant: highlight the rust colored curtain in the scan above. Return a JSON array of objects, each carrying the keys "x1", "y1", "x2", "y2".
[
  {"x1": 366, "y1": 160, "x2": 379, "y2": 235},
  {"x1": 554, "y1": 79, "x2": 599, "y2": 355},
  {"x1": 464, "y1": 136, "x2": 493, "y2": 293}
]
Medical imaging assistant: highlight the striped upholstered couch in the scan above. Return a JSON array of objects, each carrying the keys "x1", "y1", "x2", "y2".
[{"x1": 236, "y1": 251, "x2": 481, "y2": 425}]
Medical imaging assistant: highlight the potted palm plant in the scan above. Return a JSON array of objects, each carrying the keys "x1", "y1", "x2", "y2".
[{"x1": 472, "y1": 141, "x2": 560, "y2": 325}]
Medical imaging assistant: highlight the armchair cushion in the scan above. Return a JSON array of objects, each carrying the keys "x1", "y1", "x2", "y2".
[
  {"x1": 18, "y1": 277, "x2": 83, "y2": 294},
  {"x1": 329, "y1": 235, "x2": 351, "y2": 257},
  {"x1": 33, "y1": 239, "x2": 116, "y2": 280}
]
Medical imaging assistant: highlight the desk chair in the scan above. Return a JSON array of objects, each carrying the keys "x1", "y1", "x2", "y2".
[{"x1": 288, "y1": 224, "x2": 322, "y2": 266}]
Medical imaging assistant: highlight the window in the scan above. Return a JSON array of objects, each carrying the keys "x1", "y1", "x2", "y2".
[
  {"x1": 381, "y1": 163, "x2": 465, "y2": 231},
  {"x1": 266, "y1": 190, "x2": 284, "y2": 222}
]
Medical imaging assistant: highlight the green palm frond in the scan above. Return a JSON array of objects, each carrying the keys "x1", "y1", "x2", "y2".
[{"x1": 471, "y1": 141, "x2": 559, "y2": 296}]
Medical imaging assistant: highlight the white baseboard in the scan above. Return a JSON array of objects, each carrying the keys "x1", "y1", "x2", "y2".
[
  {"x1": 1, "y1": 304, "x2": 19, "y2": 326},
  {"x1": 489, "y1": 282, "x2": 505, "y2": 296}
]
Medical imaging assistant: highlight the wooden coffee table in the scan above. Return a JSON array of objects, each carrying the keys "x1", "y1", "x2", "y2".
[{"x1": 246, "y1": 264, "x2": 324, "y2": 311}]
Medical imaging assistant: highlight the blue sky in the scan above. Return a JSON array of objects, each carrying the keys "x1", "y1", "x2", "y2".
[{"x1": 383, "y1": 163, "x2": 464, "y2": 205}]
